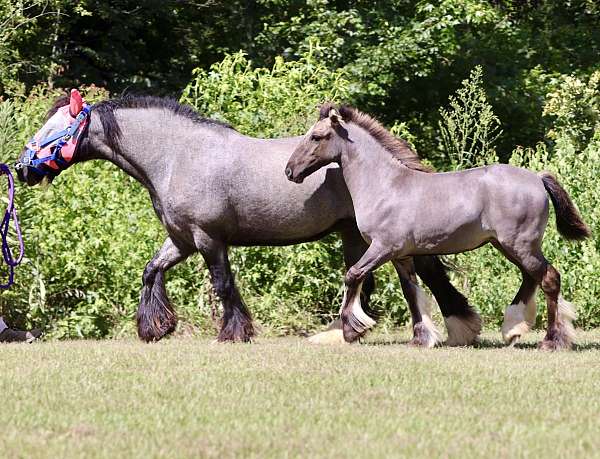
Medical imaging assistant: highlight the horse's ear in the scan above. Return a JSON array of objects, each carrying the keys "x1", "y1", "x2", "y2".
[
  {"x1": 69, "y1": 89, "x2": 83, "y2": 117},
  {"x1": 328, "y1": 108, "x2": 342, "y2": 125}
]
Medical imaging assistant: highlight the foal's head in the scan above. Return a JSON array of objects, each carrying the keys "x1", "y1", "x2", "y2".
[{"x1": 285, "y1": 103, "x2": 350, "y2": 183}]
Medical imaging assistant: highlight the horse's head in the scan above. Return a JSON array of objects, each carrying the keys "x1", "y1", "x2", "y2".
[
  {"x1": 285, "y1": 103, "x2": 349, "y2": 183},
  {"x1": 16, "y1": 89, "x2": 91, "y2": 186}
]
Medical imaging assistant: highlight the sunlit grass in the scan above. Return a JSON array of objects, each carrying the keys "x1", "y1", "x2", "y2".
[{"x1": 2, "y1": 330, "x2": 600, "y2": 458}]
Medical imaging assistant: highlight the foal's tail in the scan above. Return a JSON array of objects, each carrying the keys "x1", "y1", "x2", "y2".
[{"x1": 539, "y1": 172, "x2": 590, "y2": 240}]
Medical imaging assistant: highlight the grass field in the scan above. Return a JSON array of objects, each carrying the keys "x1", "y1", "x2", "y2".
[{"x1": 2, "y1": 330, "x2": 600, "y2": 458}]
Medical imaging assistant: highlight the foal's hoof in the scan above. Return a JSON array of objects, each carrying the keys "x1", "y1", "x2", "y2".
[
  {"x1": 408, "y1": 322, "x2": 438, "y2": 348},
  {"x1": 342, "y1": 323, "x2": 365, "y2": 343},
  {"x1": 538, "y1": 325, "x2": 574, "y2": 351},
  {"x1": 408, "y1": 335, "x2": 436, "y2": 348},
  {"x1": 507, "y1": 335, "x2": 521, "y2": 347},
  {"x1": 538, "y1": 339, "x2": 572, "y2": 351},
  {"x1": 308, "y1": 329, "x2": 347, "y2": 345}
]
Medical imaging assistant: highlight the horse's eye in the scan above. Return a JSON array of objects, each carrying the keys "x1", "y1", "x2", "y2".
[{"x1": 311, "y1": 134, "x2": 322, "y2": 141}]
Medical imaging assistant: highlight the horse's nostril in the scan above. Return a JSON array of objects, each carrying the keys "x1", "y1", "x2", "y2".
[{"x1": 285, "y1": 167, "x2": 293, "y2": 179}]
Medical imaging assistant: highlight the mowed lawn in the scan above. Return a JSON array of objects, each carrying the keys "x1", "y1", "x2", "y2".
[{"x1": 2, "y1": 330, "x2": 600, "y2": 458}]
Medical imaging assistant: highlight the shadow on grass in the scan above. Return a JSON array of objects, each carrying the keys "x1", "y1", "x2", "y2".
[{"x1": 362, "y1": 336, "x2": 600, "y2": 351}]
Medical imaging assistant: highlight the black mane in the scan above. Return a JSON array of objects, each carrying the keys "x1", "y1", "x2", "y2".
[
  {"x1": 93, "y1": 96, "x2": 234, "y2": 152},
  {"x1": 48, "y1": 94, "x2": 234, "y2": 153}
]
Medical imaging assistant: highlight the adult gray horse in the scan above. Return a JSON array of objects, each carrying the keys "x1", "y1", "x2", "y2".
[
  {"x1": 285, "y1": 103, "x2": 590, "y2": 350},
  {"x1": 17, "y1": 90, "x2": 480, "y2": 345}
]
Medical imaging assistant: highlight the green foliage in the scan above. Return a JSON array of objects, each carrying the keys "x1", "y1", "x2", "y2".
[
  {"x1": 439, "y1": 66, "x2": 501, "y2": 169},
  {"x1": 181, "y1": 46, "x2": 349, "y2": 137},
  {"x1": 543, "y1": 71, "x2": 600, "y2": 148}
]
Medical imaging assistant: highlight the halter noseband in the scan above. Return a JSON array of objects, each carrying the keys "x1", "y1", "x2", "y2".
[{"x1": 16, "y1": 103, "x2": 92, "y2": 177}]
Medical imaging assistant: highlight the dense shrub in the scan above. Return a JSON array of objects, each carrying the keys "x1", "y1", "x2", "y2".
[{"x1": 0, "y1": 54, "x2": 597, "y2": 338}]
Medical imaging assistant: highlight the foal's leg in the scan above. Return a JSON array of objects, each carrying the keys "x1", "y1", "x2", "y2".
[
  {"x1": 498, "y1": 242, "x2": 575, "y2": 350},
  {"x1": 137, "y1": 237, "x2": 191, "y2": 342},
  {"x1": 393, "y1": 259, "x2": 442, "y2": 348},
  {"x1": 341, "y1": 241, "x2": 394, "y2": 342},
  {"x1": 494, "y1": 242, "x2": 539, "y2": 345},
  {"x1": 200, "y1": 241, "x2": 254, "y2": 342},
  {"x1": 538, "y1": 263, "x2": 576, "y2": 350},
  {"x1": 501, "y1": 270, "x2": 538, "y2": 345},
  {"x1": 307, "y1": 225, "x2": 375, "y2": 345}
]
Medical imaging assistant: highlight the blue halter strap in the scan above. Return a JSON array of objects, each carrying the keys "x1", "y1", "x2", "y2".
[{"x1": 17, "y1": 105, "x2": 92, "y2": 176}]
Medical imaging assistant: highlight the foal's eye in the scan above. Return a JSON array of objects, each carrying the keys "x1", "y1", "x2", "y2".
[{"x1": 311, "y1": 133, "x2": 330, "y2": 141}]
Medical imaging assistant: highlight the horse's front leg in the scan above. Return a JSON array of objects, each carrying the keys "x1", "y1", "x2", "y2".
[
  {"x1": 341, "y1": 241, "x2": 393, "y2": 343},
  {"x1": 199, "y1": 240, "x2": 254, "y2": 343},
  {"x1": 393, "y1": 258, "x2": 442, "y2": 348},
  {"x1": 137, "y1": 237, "x2": 191, "y2": 342},
  {"x1": 307, "y1": 225, "x2": 376, "y2": 345}
]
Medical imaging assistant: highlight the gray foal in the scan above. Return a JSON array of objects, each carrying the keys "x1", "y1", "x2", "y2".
[{"x1": 286, "y1": 103, "x2": 590, "y2": 350}]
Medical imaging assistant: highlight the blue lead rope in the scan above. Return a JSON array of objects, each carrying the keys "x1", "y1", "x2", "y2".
[{"x1": 0, "y1": 164, "x2": 24, "y2": 289}]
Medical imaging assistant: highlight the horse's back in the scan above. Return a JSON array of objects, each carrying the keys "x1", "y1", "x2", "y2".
[{"x1": 478, "y1": 164, "x2": 549, "y2": 238}]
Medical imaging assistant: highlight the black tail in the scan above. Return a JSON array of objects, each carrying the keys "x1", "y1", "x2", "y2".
[{"x1": 540, "y1": 172, "x2": 590, "y2": 241}]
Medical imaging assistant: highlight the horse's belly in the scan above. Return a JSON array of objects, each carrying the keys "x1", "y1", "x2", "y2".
[{"x1": 411, "y1": 220, "x2": 491, "y2": 255}]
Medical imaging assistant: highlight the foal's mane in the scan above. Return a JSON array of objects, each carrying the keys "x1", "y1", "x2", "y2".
[
  {"x1": 47, "y1": 94, "x2": 234, "y2": 152},
  {"x1": 319, "y1": 103, "x2": 432, "y2": 173}
]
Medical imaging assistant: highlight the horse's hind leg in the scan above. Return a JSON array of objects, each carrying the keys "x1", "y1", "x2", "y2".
[
  {"x1": 200, "y1": 241, "x2": 254, "y2": 342},
  {"x1": 496, "y1": 241, "x2": 575, "y2": 350},
  {"x1": 501, "y1": 270, "x2": 538, "y2": 345},
  {"x1": 307, "y1": 225, "x2": 375, "y2": 345},
  {"x1": 499, "y1": 264, "x2": 538, "y2": 346},
  {"x1": 538, "y1": 263, "x2": 575, "y2": 350},
  {"x1": 492, "y1": 241, "x2": 538, "y2": 345},
  {"x1": 137, "y1": 237, "x2": 191, "y2": 342},
  {"x1": 393, "y1": 259, "x2": 442, "y2": 348}
]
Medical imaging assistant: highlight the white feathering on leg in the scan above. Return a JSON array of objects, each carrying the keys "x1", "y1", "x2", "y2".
[
  {"x1": 502, "y1": 294, "x2": 537, "y2": 344},
  {"x1": 444, "y1": 313, "x2": 482, "y2": 346},
  {"x1": 558, "y1": 295, "x2": 577, "y2": 344},
  {"x1": 414, "y1": 284, "x2": 442, "y2": 348},
  {"x1": 346, "y1": 282, "x2": 376, "y2": 334}
]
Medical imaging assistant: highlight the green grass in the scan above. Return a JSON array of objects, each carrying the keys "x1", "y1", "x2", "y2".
[{"x1": 2, "y1": 330, "x2": 600, "y2": 458}]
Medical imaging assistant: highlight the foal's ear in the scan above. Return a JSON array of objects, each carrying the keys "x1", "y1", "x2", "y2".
[
  {"x1": 69, "y1": 89, "x2": 84, "y2": 117},
  {"x1": 328, "y1": 108, "x2": 342, "y2": 125}
]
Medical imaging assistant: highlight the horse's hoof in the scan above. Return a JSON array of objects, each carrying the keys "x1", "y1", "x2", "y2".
[
  {"x1": 538, "y1": 339, "x2": 571, "y2": 351},
  {"x1": 217, "y1": 333, "x2": 252, "y2": 343},
  {"x1": 409, "y1": 322, "x2": 439, "y2": 348},
  {"x1": 307, "y1": 329, "x2": 347, "y2": 345},
  {"x1": 507, "y1": 335, "x2": 520, "y2": 347},
  {"x1": 342, "y1": 324, "x2": 364, "y2": 343},
  {"x1": 217, "y1": 318, "x2": 254, "y2": 343},
  {"x1": 408, "y1": 336, "x2": 435, "y2": 348}
]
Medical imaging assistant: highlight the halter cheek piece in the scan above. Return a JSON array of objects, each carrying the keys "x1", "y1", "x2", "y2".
[{"x1": 16, "y1": 104, "x2": 92, "y2": 177}]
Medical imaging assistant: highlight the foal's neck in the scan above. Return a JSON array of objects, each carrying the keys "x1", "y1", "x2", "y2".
[{"x1": 341, "y1": 123, "x2": 413, "y2": 199}]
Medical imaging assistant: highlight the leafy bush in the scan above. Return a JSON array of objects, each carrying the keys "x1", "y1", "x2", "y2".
[
  {"x1": 1, "y1": 53, "x2": 598, "y2": 339},
  {"x1": 439, "y1": 66, "x2": 501, "y2": 170}
]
